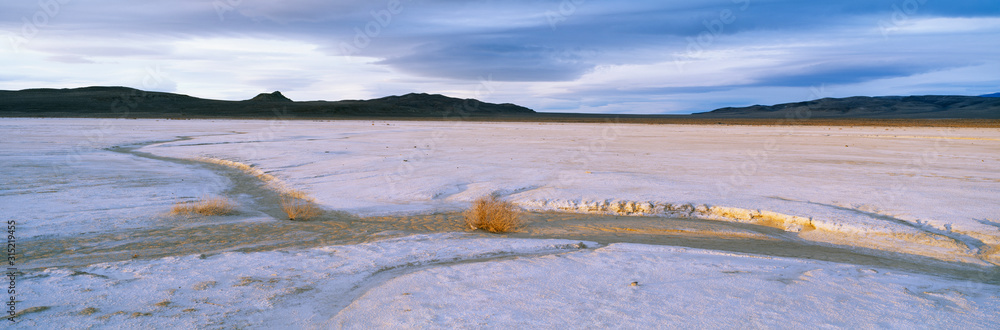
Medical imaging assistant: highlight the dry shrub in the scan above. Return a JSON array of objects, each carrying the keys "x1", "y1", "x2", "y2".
[
  {"x1": 465, "y1": 195, "x2": 520, "y2": 233},
  {"x1": 981, "y1": 244, "x2": 1000, "y2": 257},
  {"x1": 199, "y1": 158, "x2": 282, "y2": 186},
  {"x1": 280, "y1": 190, "x2": 321, "y2": 221},
  {"x1": 171, "y1": 197, "x2": 235, "y2": 216}
]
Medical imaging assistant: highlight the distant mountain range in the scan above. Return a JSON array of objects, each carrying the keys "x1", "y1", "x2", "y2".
[
  {"x1": 693, "y1": 95, "x2": 1000, "y2": 119},
  {"x1": 0, "y1": 87, "x2": 534, "y2": 118},
  {"x1": 0, "y1": 87, "x2": 998, "y2": 119}
]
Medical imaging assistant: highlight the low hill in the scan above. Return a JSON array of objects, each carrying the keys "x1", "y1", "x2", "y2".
[
  {"x1": 0, "y1": 87, "x2": 535, "y2": 118},
  {"x1": 248, "y1": 91, "x2": 293, "y2": 103},
  {"x1": 693, "y1": 95, "x2": 1000, "y2": 119},
  {"x1": 3, "y1": 87, "x2": 998, "y2": 121}
]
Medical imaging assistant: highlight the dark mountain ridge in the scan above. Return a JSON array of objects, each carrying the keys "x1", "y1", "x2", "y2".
[
  {"x1": 0, "y1": 86, "x2": 534, "y2": 118},
  {"x1": 249, "y1": 91, "x2": 293, "y2": 103},
  {"x1": 1, "y1": 87, "x2": 998, "y2": 120},
  {"x1": 694, "y1": 95, "x2": 1000, "y2": 119}
]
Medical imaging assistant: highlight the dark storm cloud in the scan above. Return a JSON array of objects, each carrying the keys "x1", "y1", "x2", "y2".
[
  {"x1": 754, "y1": 62, "x2": 949, "y2": 87},
  {"x1": 307, "y1": 0, "x2": 999, "y2": 82}
]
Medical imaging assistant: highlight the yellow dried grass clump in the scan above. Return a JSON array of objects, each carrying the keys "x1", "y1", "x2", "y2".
[
  {"x1": 980, "y1": 244, "x2": 1000, "y2": 257},
  {"x1": 190, "y1": 157, "x2": 325, "y2": 221},
  {"x1": 465, "y1": 195, "x2": 520, "y2": 233},
  {"x1": 197, "y1": 157, "x2": 287, "y2": 190},
  {"x1": 170, "y1": 197, "x2": 235, "y2": 216},
  {"x1": 280, "y1": 189, "x2": 321, "y2": 221}
]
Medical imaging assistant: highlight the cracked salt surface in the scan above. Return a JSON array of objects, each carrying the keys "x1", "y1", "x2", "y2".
[
  {"x1": 142, "y1": 118, "x2": 1000, "y2": 266},
  {"x1": 4, "y1": 118, "x2": 1000, "y2": 327}
]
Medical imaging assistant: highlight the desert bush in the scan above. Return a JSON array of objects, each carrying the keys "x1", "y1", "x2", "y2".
[
  {"x1": 280, "y1": 190, "x2": 321, "y2": 221},
  {"x1": 465, "y1": 195, "x2": 520, "y2": 233},
  {"x1": 981, "y1": 244, "x2": 1000, "y2": 257},
  {"x1": 171, "y1": 197, "x2": 235, "y2": 216}
]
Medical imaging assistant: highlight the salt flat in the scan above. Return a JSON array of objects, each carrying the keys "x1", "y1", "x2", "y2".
[
  {"x1": 3, "y1": 118, "x2": 999, "y2": 328},
  {"x1": 18, "y1": 234, "x2": 1000, "y2": 328},
  {"x1": 141, "y1": 118, "x2": 1000, "y2": 265}
]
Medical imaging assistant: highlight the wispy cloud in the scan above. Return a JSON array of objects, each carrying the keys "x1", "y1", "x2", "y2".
[{"x1": 1, "y1": 0, "x2": 998, "y2": 113}]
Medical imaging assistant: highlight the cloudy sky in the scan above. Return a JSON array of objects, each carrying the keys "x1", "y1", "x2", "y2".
[{"x1": 2, "y1": 0, "x2": 998, "y2": 114}]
